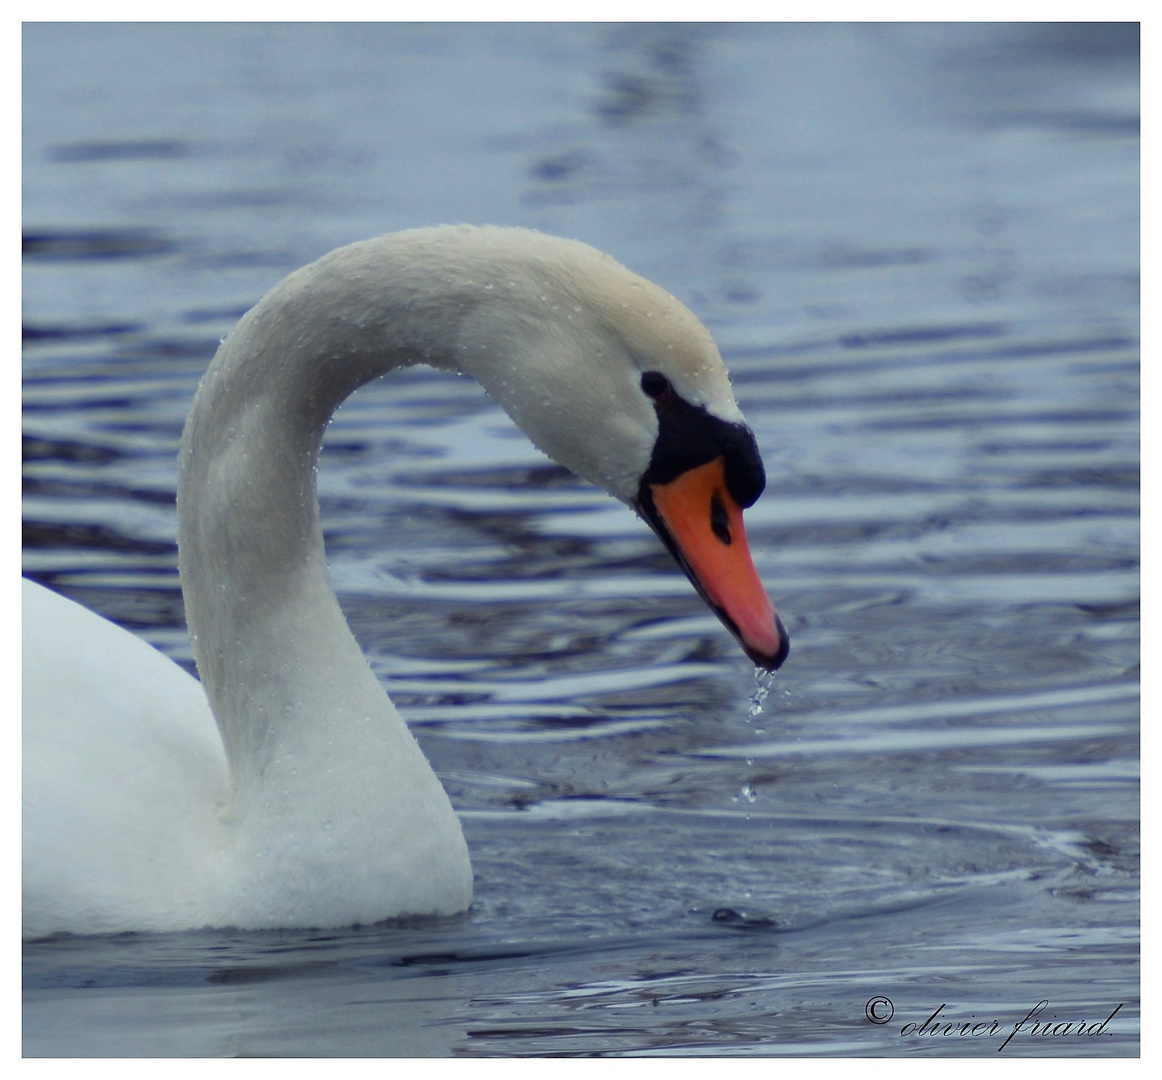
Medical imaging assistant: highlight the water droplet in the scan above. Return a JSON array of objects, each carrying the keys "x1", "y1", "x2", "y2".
[
  {"x1": 747, "y1": 668, "x2": 773, "y2": 721},
  {"x1": 740, "y1": 783, "x2": 756, "y2": 804}
]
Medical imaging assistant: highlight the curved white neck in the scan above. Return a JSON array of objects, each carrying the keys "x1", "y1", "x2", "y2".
[{"x1": 178, "y1": 236, "x2": 473, "y2": 780}]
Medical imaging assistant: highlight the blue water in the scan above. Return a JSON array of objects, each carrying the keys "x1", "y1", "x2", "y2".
[{"x1": 22, "y1": 23, "x2": 1138, "y2": 1056}]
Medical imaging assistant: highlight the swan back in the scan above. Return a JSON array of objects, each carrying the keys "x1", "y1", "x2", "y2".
[{"x1": 22, "y1": 580, "x2": 229, "y2": 935}]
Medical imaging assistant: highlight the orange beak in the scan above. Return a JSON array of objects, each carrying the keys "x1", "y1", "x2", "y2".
[{"x1": 639, "y1": 457, "x2": 789, "y2": 670}]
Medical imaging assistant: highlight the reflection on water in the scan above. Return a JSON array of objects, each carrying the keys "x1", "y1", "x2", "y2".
[{"x1": 22, "y1": 23, "x2": 1138, "y2": 1056}]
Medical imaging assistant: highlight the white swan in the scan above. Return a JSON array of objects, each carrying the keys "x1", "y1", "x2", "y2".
[{"x1": 22, "y1": 225, "x2": 787, "y2": 939}]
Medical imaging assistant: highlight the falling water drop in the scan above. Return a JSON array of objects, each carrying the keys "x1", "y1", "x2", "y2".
[{"x1": 747, "y1": 667, "x2": 773, "y2": 721}]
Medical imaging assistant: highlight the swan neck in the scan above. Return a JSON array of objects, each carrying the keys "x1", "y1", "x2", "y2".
[{"x1": 176, "y1": 238, "x2": 471, "y2": 775}]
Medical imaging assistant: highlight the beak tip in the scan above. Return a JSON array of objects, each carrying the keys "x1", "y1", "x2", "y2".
[{"x1": 746, "y1": 613, "x2": 790, "y2": 671}]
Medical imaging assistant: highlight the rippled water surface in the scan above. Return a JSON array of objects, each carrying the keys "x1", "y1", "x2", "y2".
[{"x1": 22, "y1": 23, "x2": 1138, "y2": 1056}]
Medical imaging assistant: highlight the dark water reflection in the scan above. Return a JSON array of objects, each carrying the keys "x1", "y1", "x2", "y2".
[{"x1": 22, "y1": 23, "x2": 1138, "y2": 1056}]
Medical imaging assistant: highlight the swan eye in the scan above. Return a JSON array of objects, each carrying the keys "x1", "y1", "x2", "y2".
[{"x1": 641, "y1": 371, "x2": 671, "y2": 400}]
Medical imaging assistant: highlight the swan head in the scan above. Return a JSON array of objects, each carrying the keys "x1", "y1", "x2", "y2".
[
  {"x1": 630, "y1": 369, "x2": 789, "y2": 671},
  {"x1": 442, "y1": 228, "x2": 790, "y2": 669}
]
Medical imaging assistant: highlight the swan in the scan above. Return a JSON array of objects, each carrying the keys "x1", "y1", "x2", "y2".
[{"x1": 22, "y1": 225, "x2": 788, "y2": 939}]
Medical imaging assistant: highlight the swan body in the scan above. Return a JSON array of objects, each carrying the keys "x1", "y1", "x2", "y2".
[{"x1": 22, "y1": 225, "x2": 787, "y2": 938}]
